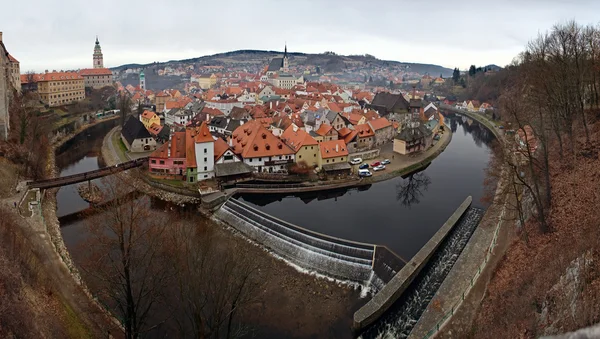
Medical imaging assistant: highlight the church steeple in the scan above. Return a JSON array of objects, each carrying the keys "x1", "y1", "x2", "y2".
[
  {"x1": 93, "y1": 36, "x2": 104, "y2": 69},
  {"x1": 282, "y1": 42, "x2": 289, "y2": 73}
]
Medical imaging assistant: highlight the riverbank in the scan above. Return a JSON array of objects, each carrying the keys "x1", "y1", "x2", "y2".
[{"x1": 406, "y1": 110, "x2": 511, "y2": 338}]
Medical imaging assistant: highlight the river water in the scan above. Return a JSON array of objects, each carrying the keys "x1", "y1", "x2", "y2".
[
  {"x1": 56, "y1": 112, "x2": 496, "y2": 338},
  {"x1": 237, "y1": 113, "x2": 496, "y2": 261}
]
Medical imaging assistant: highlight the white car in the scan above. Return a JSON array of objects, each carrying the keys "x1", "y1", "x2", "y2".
[
  {"x1": 381, "y1": 159, "x2": 391, "y2": 165},
  {"x1": 358, "y1": 169, "x2": 372, "y2": 177},
  {"x1": 349, "y1": 158, "x2": 363, "y2": 165},
  {"x1": 373, "y1": 165, "x2": 386, "y2": 171}
]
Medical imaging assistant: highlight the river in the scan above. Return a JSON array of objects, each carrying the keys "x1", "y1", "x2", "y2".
[
  {"x1": 56, "y1": 112, "x2": 496, "y2": 338},
  {"x1": 238, "y1": 113, "x2": 496, "y2": 261}
]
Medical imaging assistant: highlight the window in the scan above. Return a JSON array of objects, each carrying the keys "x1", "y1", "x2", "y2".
[
  {"x1": 299, "y1": 155, "x2": 302, "y2": 159},
  {"x1": 151, "y1": 160, "x2": 156, "y2": 164},
  {"x1": 189, "y1": 176, "x2": 194, "y2": 183},
  {"x1": 258, "y1": 158, "x2": 262, "y2": 161},
  {"x1": 314, "y1": 154, "x2": 316, "y2": 157},
  {"x1": 327, "y1": 159, "x2": 329, "y2": 163},
  {"x1": 204, "y1": 166, "x2": 207, "y2": 171},
  {"x1": 159, "y1": 160, "x2": 165, "y2": 165},
  {"x1": 204, "y1": 148, "x2": 207, "y2": 154},
  {"x1": 332, "y1": 159, "x2": 335, "y2": 162},
  {"x1": 224, "y1": 155, "x2": 234, "y2": 161},
  {"x1": 204, "y1": 157, "x2": 207, "y2": 162}
]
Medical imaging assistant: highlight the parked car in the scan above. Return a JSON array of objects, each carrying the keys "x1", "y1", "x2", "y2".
[
  {"x1": 349, "y1": 158, "x2": 363, "y2": 165},
  {"x1": 373, "y1": 165, "x2": 386, "y2": 171},
  {"x1": 381, "y1": 159, "x2": 391, "y2": 165},
  {"x1": 358, "y1": 169, "x2": 372, "y2": 177},
  {"x1": 371, "y1": 161, "x2": 381, "y2": 167},
  {"x1": 359, "y1": 163, "x2": 369, "y2": 170}
]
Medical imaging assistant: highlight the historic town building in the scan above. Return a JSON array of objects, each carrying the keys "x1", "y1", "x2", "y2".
[
  {"x1": 21, "y1": 71, "x2": 85, "y2": 107},
  {"x1": 78, "y1": 37, "x2": 113, "y2": 88},
  {"x1": 93, "y1": 36, "x2": 104, "y2": 68}
]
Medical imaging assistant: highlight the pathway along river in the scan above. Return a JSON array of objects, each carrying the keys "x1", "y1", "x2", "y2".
[
  {"x1": 56, "y1": 112, "x2": 496, "y2": 337},
  {"x1": 238, "y1": 113, "x2": 497, "y2": 261}
]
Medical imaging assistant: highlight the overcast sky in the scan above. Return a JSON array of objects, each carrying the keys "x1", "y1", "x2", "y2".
[{"x1": 2, "y1": 0, "x2": 599, "y2": 73}]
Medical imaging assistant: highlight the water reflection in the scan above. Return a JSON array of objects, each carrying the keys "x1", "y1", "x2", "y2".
[{"x1": 396, "y1": 172, "x2": 431, "y2": 208}]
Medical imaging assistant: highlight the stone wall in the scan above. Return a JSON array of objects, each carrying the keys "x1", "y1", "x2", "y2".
[{"x1": 353, "y1": 196, "x2": 473, "y2": 330}]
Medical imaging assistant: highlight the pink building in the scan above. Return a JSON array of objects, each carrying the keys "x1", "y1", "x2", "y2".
[{"x1": 148, "y1": 131, "x2": 187, "y2": 179}]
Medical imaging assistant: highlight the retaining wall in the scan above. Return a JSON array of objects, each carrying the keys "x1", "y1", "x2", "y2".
[
  {"x1": 352, "y1": 196, "x2": 473, "y2": 330},
  {"x1": 214, "y1": 198, "x2": 378, "y2": 284}
]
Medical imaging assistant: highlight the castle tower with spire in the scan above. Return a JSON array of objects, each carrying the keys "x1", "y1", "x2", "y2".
[
  {"x1": 139, "y1": 70, "x2": 146, "y2": 90},
  {"x1": 282, "y1": 43, "x2": 289, "y2": 73},
  {"x1": 93, "y1": 36, "x2": 104, "y2": 68}
]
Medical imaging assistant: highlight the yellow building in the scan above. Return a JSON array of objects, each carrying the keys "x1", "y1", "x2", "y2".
[
  {"x1": 197, "y1": 74, "x2": 217, "y2": 89},
  {"x1": 280, "y1": 125, "x2": 319, "y2": 167},
  {"x1": 140, "y1": 110, "x2": 160, "y2": 129},
  {"x1": 21, "y1": 71, "x2": 85, "y2": 107},
  {"x1": 317, "y1": 139, "x2": 348, "y2": 169}
]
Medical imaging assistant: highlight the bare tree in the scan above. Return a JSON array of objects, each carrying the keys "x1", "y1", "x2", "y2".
[
  {"x1": 167, "y1": 218, "x2": 264, "y2": 339},
  {"x1": 395, "y1": 172, "x2": 431, "y2": 208},
  {"x1": 79, "y1": 176, "x2": 173, "y2": 339}
]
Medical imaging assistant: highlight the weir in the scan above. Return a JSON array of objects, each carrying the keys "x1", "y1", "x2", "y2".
[{"x1": 214, "y1": 198, "x2": 405, "y2": 288}]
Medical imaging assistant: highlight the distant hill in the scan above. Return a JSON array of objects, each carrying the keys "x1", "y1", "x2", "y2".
[{"x1": 111, "y1": 50, "x2": 455, "y2": 77}]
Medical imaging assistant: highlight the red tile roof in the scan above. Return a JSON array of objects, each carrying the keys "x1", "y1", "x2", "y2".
[
  {"x1": 315, "y1": 124, "x2": 334, "y2": 136},
  {"x1": 231, "y1": 120, "x2": 295, "y2": 159},
  {"x1": 368, "y1": 117, "x2": 392, "y2": 131},
  {"x1": 147, "y1": 123, "x2": 163, "y2": 136},
  {"x1": 185, "y1": 128, "x2": 197, "y2": 168},
  {"x1": 342, "y1": 130, "x2": 358, "y2": 144},
  {"x1": 214, "y1": 137, "x2": 234, "y2": 161},
  {"x1": 141, "y1": 110, "x2": 157, "y2": 120},
  {"x1": 319, "y1": 140, "x2": 348, "y2": 159},
  {"x1": 337, "y1": 127, "x2": 352, "y2": 138},
  {"x1": 280, "y1": 125, "x2": 318, "y2": 152},
  {"x1": 7, "y1": 54, "x2": 18, "y2": 63},
  {"x1": 20, "y1": 71, "x2": 83, "y2": 83},
  {"x1": 202, "y1": 107, "x2": 225, "y2": 117},
  {"x1": 195, "y1": 122, "x2": 214, "y2": 143},
  {"x1": 355, "y1": 124, "x2": 374, "y2": 138},
  {"x1": 150, "y1": 131, "x2": 186, "y2": 159},
  {"x1": 78, "y1": 68, "x2": 112, "y2": 76}
]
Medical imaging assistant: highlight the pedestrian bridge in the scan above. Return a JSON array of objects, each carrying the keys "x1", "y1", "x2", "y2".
[{"x1": 28, "y1": 158, "x2": 148, "y2": 189}]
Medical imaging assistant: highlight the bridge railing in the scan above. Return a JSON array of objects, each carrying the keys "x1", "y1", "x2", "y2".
[{"x1": 30, "y1": 158, "x2": 148, "y2": 186}]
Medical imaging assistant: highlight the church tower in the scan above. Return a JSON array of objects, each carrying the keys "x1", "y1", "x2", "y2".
[
  {"x1": 282, "y1": 43, "x2": 289, "y2": 73},
  {"x1": 93, "y1": 36, "x2": 104, "y2": 68},
  {"x1": 139, "y1": 70, "x2": 146, "y2": 90}
]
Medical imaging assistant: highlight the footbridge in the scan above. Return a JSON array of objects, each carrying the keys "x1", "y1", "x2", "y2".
[{"x1": 28, "y1": 158, "x2": 148, "y2": 189}]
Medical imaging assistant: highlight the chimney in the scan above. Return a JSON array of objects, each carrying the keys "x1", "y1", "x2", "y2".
[
  {"x1": 228, "y1": 136, "x2": 233, "y2": 147},
  {"x1": 0, "y1": 32, "x2": 3, "y2": 42},
  {"x1": 206, "y1": 114, "x2": 209, "y2": 122},
  {"x1": 270, "y1": 101, "x2": 273, "y2": 110},
  {"x1": 45, "y1": 70, "x2": 49, "y2": 74},
  {"x1": 336, "y1": 144, "x2": 339, "y2": 152}
]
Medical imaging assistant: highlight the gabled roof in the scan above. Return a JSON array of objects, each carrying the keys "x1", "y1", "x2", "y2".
[
  {"x1": 214, "y1": 137, "x2": 235, "y2": 161},
  {"x1": 280, "y1": 125, "x2": 318, "y2": 152},
  {"x1": 355, "y1": 124, "x2": 374, "y2": 138},
  {"x1": 370, "y1": 92, "x2": 409, "y2": 112},
  {"x1": 150, "y1": 131, "x2": 186, "y2": 159},
  {"x1": 342, "y1": 130, "x2": 358, "y2": 144},
  {"x1": 141, "y1": 110, "x2": 158, "y2": 120},
  {"x1": 319, "y1": 140, "x2": 348, "y2": 159},
  {"x1": 230, "y1": 120, "x2": 295, "y2": 159},
  {"x1": 395, "y1": 124, "x2": 432, "y2": 142},
  {"x1": 122, "y1": 116, "x2": 152, "y2": 145},
  {"x1": 147, "y1": 123, "x2": 163, "y2": 136},
  {"x1": 267, "y1": 58, "x2": 284, "y2": 71},
  {"x1": 229, "y1": 106, "x2": 250, "y2": 120},
  {"x1": 185, "y1": 128, "x2": 197, "y2": 168},
  {"x1": 368, "y1": 117, "x2": 392, "y2": 131},
  {"x1": 315, "y1": 123, "x2": 334, "y2": 136},
  {"x1": 209, "y1": 116, "x2": 229, "y2": 129},
  {"x1": 195, "y1": 122, "x2": 214, "y2": 144}
]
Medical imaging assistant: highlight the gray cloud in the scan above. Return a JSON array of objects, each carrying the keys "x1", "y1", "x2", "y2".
[{"x1": 2, "y1": 0, "x2": 600, "y2": 72}]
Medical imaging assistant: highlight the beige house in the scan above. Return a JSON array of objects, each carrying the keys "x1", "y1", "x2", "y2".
[
  {"x1": 8, "y1": 54, "x2": 20, "y2": 92},
  {"x1": 281, "y1": 125, "x2": 319, "y2": 167},
  {"x1": 197, "y1": 74, "x2": 217, "y2": 89},
  {"x1": 317, "y1": 139, "x2": 351, "y2": 175},
  {"x1": 79, "y1": 68, "x2": 113, "y2": 89},
  {"x1": 21, "y1": 71, "x2": 85, "y2": 107}
]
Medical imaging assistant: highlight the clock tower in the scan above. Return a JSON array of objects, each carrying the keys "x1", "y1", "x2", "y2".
[{"x1": 93, "y1": 36, "x2": 104, "y2": 69}]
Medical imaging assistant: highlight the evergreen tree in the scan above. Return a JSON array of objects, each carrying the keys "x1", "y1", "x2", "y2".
[
  {"x1": 468, "y1": 65, "x2": 477, "y2": 76},
  {"x1": 459, "y1": 77, "x2": 467, "y2": 88},
  {"x1": 389, "y1": 80, "x2": 394, "y2": 90},
  {"x1": 452, "y1": 68, "x2": 460, "y2": 83}
]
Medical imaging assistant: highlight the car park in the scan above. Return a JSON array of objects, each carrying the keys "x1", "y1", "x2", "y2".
[
  {"x1": 349, "y1": 158, "x2": 363, "y2": 165},
  {"x1": 358, "y1": 169, "x2": 372, "y2": 177}
]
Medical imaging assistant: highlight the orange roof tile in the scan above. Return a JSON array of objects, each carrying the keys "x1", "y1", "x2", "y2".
[
  {"x1": 78, "y1": 68, "x2": 112, "y2": 76},
  {"x1": 368, "y1": 117, "x2": 392, "y2": 131},
  {"x1": 202, "y1": 107, "x2": 225, "y2": 116},
  {"x1": 280, "y1": 125, "x2": 318, "y2": 152},
  {"x1": 231, "y1": 120, "x2": 295, "y2": 159},
  {"x1": 343, "y1": 130, "x2": 358, "y2": 144},
  {"x1": 337, "y1": 127, "x2": 352, "y2": 138},
  {"x1": 141, "y1": 110, "x2": 157, "y2": 120},
  {"x1": 150, "y1": 131, "x2": 186, "y2": 159},
  {"x1": 315, "y1": 124, "x2": 334, "y2": 136},
  {"x1": 21, "y1": 71, "x2": 83, "y2": 83},
  {"x1": 195, "y1": 122, "x2": 214, "y2": 143},
  {"x1": 214, "y1": 137, "x2": 234, "y2": 161},
  {"x1": 155, "y1": 91, "x2": 170, "y2": 97},
  {"x1": 185, "y1": 128, "x2": 197, "y2": 168},
  {"x1": 319, "y1": 140, "x2": 348, "y2": 159},
  {"x1": 355, "y1": 124, "x2": 374, "y2": 138},
  {"x1": 147, "y1": 123, "x2": 163, "y2": 136}
]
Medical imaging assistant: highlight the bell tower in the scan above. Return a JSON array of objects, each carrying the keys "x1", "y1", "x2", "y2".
[
  {"x1": 282, "y1": 43, "x2": 289, "y2": 73},
  {"x1": 139, "y1": 70, "x2": 146, "y2": 90},
  {"x1": 93, "y1": 36, "x2": 104, "y2": 69}
]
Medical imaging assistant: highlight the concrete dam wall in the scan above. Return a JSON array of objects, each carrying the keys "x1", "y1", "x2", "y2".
[{"x1": 214, "y1": 198, "x2": 396, "y2": 286}]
